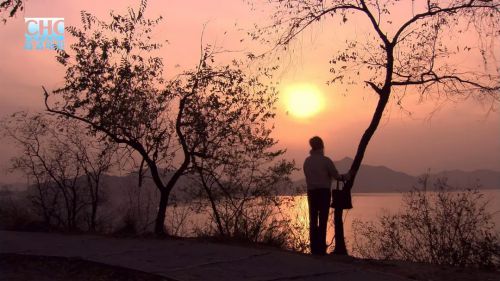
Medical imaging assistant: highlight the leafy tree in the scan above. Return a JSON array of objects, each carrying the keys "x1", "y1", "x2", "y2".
[
  {"x1": 185, "y1": 68, "x2": 296, "y2": 237},
  {"x1": 156, "y1": 45, "x2": 300, "y2": 243},
  {"x1": 260, "y1": 0, "x2": 500, "y2": 254},
  {"x1": 182, "y1": 55, "x2": 289, "y2": 237},
  {"x1": 43, "y1": 0, "x2": 178, "y2": 234},
  {"x1": 44, "y1": 1, "x2": 282, "y2": 235}
]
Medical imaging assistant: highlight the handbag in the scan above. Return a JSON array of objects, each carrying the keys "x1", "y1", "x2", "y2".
[{"x1": 331, "y1": 179, "x2": 353, "y2": 209}]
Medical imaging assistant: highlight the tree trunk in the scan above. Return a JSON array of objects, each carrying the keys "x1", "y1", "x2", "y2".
[
  {"x1": 86, "y1": 175, "x2": 98, "y2": 232},
  {"x1": 198, "y1": 167, "x2": 224, "y2": 236},
  {"x1": 152, "y1": 90, "x2": 191, "y2": 236},
  {"x1": 334, "y1": 89, "x2": 390, "y2": 255},
  {"x1": 154, "y1": 188, "x2": 169, "y2": 236},
  {"x1": 332, "y1": 208, "x2": 347, "y2": 255},
  {"x1": 90, "y1": 184, "x2": 98, "y2": 232},
  {"x1": 90, "y1": 204, "x2": 97, "y2": 231},
  {"x1": 142, "y1": 156, "x2": 173, "y2": 236}
]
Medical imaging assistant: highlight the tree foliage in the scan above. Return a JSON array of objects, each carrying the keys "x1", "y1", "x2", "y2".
[
  {"x1": 170, "y1": 46, "x2": 295, "y2": 239},
  {"x1": 50, "y1": 1, "x2": 170, "y2": 164},
  {"x1": 45, "y1": 0, "x2": 285, "y2": 235},
  {"x1": 0, "y1": 0, "x2": 24, "y2": 23}
]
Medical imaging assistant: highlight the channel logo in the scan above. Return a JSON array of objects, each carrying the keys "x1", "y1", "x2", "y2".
[{"x1": 24, "y1": 18, "x2": 64, "y2": 50}]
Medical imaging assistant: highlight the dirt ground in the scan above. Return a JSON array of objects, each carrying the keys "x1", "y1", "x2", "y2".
[
  {"x1": 2, "y1": 252, "x2": 499, "y2": 281},
  {"x1": 0, "y1": 253, "x2": 173, "y2": 281},
  {"x1": 325, "y1": 254, "x2": 500, "y2": 281}
]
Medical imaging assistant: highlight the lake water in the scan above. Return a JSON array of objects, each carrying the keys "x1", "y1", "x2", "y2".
[
  {"x1": 324, "y1": 189, "x2": 500, "y2": 252},
  {"x1": 166, "y1": 189, "x2": 500, "y2": 253}
]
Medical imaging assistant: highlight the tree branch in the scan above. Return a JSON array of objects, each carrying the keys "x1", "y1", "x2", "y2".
[
  {"x1": 275, "y1": 3, "x2": 364, "y2": 46},
  {"x1": 43, "y1": 86, "x2": 132, "y2": 146},
  {"x1": 392, "y1": 74, "x2": 500, "y2": 94},
  {"x1": 392, "y1": 0, "x2": 500, "y2": 45},
  {"x1": 359, "y1": 0, "x2": 390, "y2": 47},
  {"x1": 365, "y1": 81, "x2": 382, "y2": 95}
]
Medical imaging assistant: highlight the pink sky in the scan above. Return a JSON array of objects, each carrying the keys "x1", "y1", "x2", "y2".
[{"x1": 0, "y1": 0, "x2": 499, "y2": 183}]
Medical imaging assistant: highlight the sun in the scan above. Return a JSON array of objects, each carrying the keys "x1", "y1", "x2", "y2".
[{"x1": 283, "y1": 83, "x2": 325, "y2": 118}]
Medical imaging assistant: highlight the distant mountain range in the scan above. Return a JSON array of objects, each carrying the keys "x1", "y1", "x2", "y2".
[
  {"x1": 295, "y1": 157, "x2": 500, "y2": 193},
  {"x1": 2, "y1": 157, "x2": 499, "y2": 195}
]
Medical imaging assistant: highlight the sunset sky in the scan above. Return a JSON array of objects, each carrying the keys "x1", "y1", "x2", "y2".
[{"x1": 0, "y1": 0, "x2": 499, "y2": 183}]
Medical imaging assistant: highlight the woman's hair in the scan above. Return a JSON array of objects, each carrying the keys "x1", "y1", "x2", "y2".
[{"x1": 309, "y1": 136, "x2": 324, "y2": 150}]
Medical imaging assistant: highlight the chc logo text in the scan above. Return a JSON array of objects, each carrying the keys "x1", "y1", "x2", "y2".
[{"x1": 24, "y1": 18, "x2": 64, "y2": 50}]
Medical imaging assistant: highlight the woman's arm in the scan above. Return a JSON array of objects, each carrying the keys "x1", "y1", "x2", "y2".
[{"x1": 327, "y1": 158, "x2": 351, "y2": 181}]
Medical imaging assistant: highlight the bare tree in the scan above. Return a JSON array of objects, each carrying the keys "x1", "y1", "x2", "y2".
[
  {"x1": 3, "y1": 112, "x2": 84, "y2": 230},
  {"x1": 64, "y1": 123, "x2": 117, "y2": 231},
  {"x1": 260, "y1": 0, "x2": 500, "y2": 254},
  {"x1": 2, "y1": 112, "x2": 115, "y2": 231}
]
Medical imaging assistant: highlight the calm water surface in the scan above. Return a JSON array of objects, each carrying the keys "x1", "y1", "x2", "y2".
[
  {"x1": 166, "y1": 190, "x2": 500, "y2": 252},
  {"x1": 288, "y1": 190, "x2": 500, "y2": 251}
]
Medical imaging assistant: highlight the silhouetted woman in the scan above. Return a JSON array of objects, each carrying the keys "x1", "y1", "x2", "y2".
[{"x1": 303, "y1": 136, "x2": 348, "y2": 255}]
